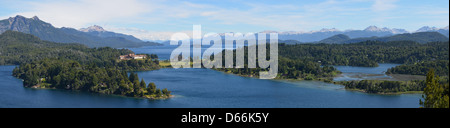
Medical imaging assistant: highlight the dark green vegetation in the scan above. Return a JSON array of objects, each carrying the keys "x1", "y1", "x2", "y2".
[
  {"x1": 0, "y1": 30, "x2": 128, "y2": 65},
  {"x1": 281, "y1": 40, "x2": 448, "y2": 95},
  {"x1": 0, "y1": 31, "x2": 169, "y2": 99},
  {"x1": 279, "y1": 41, "x2": 449, "y2": 67},
  {"x1": 338, "y1": 70, "x2": 449, "y2": 96},
  {"x1": 12, "y1": 59, "x2": 171, "y2": 99},
  {"x1": 215, "y1": 44, "x2": 340, "y2": 81},
  {"x1": 218, "y1": 56, "x2": 339, "y2": 81},
  {"x1": 0, "y1": 15, "x2": 161, "y2": 48},
  {"x1": 0, "y1": 31, "x2": 159, "y2": 70},
  {"x1": 420, "y1": 69, "x2": 449, "y2": 108},
  {"x1": 387, "y1": 60, "x2": 449, "y2": 76},
  {"x1": 216, "y1": 40, "x2": 448, "y2": 81},
  {"x1": 338, "y1": 79, "x2": 426, "y2": 94}
]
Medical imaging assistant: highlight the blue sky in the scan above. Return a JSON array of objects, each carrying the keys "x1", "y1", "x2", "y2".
[{"x1": 0, "y1": 0, "x2": 448, "y2": 40}]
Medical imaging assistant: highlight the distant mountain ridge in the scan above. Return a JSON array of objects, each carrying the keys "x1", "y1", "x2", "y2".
[
  {"x1": 416, "y1": 26, "x2": 449, "y2": 38},
  {"x1": 318, "y1": 34, "x2": 350, "y2": 44},
  {"x1": 318, "y1": 32, "x2": 449, "y2": 44},
  {"x1": 260, "y1": 26, "x2": 449, "y2": 42},
  {"x1": 79, "y1": 25, "x2": 143, "y2": 43},
  {"x1": 0, "y1": 15, "x2": 161, "y2": 48},
  {"x1": 2, "y1": 15, "x2": 448, "y2": 46}
]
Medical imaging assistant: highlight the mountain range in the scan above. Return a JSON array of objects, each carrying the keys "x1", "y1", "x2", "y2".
[
  {"x1": 318, "y1": 32, "x2": 449, "y2": 44},
  {"x1": 0, "y1": 15, "x2": 161, "y2": 48},
  {"x1": 261, "y1": 26, "x2": 449, "y2": 42},
  {"x1": 0, "y1": 15, "x2": 448, "y2": 47}
]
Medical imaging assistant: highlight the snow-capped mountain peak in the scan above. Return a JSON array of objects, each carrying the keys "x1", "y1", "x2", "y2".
[
  {"x1": 364, "y1": 26, "x2": 380, "y2": 31},
  {"x1": 318, "y1": 28, "x2": 340, "y2": 32},
  {"x1": 416, "y1": 26, "x2": 440, "y2": 32},
  {"x1": 363, "y1": 26, "x2": 408, "y2": 34},
  {"x1": 79, "y1": 25, "x2": 106, "y2": 32},
  {"x1": 364, "y1": 26, "x2": 392, "y2": 32}
]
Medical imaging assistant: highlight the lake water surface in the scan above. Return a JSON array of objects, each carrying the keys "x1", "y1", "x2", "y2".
[
  {"x1": 333, "y1": 64, "x2": 401, "y2": 81},
  {"x1": 0, "y1": 46, "x2": 422, "y2": 108}
]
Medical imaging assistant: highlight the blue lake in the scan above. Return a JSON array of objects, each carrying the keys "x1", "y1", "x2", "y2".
[
  {"x1": 333, "y1": 64, "x2": 401, "y2": 81},
  {"x1": 0, "y1": 46, "x2": 422, "y2": 108},
  {"x1": 127, "y1": 45, "x2": 178, "y2": 60}
]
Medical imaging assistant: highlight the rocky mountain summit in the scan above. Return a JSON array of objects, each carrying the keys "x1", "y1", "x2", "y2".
[{"x1": 0, "y1": 15, "x2": 160, "y2": 48}]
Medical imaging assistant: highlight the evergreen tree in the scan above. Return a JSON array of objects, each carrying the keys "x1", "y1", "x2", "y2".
[
  {"x1": 148, "y1": 82, "x2": 156, "y2": 95},
  {"x1": 420, "y1": 69, "x2": 450, "y2": 108},
  {"x1": 162, "y1": 88, "x2": 171, "y2": 96},
  {"x1": 155, "y1": 88, "x2": 162, "y2": 97},
  {"x1": 140, "y1": 79, "x2": 146, "y2": 88}
]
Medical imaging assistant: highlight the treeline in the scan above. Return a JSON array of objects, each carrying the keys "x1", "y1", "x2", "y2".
[
  {"x1": 218, "y1": 57, "x2": 340, "y2": 81},
  {"x1": 117, "y1": 57, "x2": 160, "y2": 71},
  {"x1": 12, "y1": 59, "x2": 170, "y2": 98},
  {"x1": 279, "y1": 41, "x2": 449, "y2": 67},
  {"x1": 386, "y1": 60, "x2": 449, "y2": 76},
  {"x1": 1, "y1": 30, "x2": 170, "y2": 99},
  {"x1": 338, "y1": 71, "x2": 449, "y2": 94},
  {"x1": 214, "y1": 45, "x2": 340, "y2": 81},
  {"x1": 0, "y1": 31, "x2": 131, "y2": 65},
  {"x1": 338, "y1": 80, "x2": 426, "y2": 94},
  {"x1": 215, "y1": 40, "x2": 449, "y2": 80},
  {"x1": 0, "y1": 31, "x2": 160, "y2": 71}
]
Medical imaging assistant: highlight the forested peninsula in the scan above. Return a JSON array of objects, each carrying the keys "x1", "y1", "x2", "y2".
[
  {"x1": 0, "y1": 31, "x2": 171, "y2": 99},
  {"x1": 215, "y1": 40, "x2": 449, "y2": 94}
]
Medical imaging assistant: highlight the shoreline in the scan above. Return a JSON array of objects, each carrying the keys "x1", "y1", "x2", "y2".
[
  {"x1": 212, "y1": 68, "x2": 425, "y2": 95},
  {"x1": 213, "y1": 69, "x2": 336, "y2": 82},
  {"x1": 24, "y1": 83, "x2": 173, "y2": 100},
  {"x1": 113, "y1": 65, "x2": 426, "y2": 96},
  {"x1": 344, "y1": 88, "x2": 423, "y2": 95}
]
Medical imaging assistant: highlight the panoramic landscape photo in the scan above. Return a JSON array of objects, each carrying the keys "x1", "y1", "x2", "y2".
[{"x1": 0, "y1": 0, "x2": 448, "y2": 108}]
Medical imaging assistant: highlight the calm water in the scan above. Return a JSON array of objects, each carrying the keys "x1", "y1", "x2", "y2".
[
  {"x1": 0, "y1": 46, "x2": 422, "y2": 108},
  {"x1": 128, "y1": 45, "x2": 233, "y2": 60},
  {"x1": 128, "y1": 45, "x2": 177, "y2": 60},
  {"x1": 333, "y1": 64, "x2": 401, "y2": 81}
]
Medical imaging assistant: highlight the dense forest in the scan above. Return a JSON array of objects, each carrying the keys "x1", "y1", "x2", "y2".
[
  {"x1": 279, "y1": 41, "x2": 448, "y2": 67},
  {"x1": 2, "y1": 30, "x2": 449, "y2": 100},
  {"x1": 215, "y1": 40, "x2": 449, "y2": 80},
  {"x1": 386, "y1": 60, "x2": 449, "y2": 76},
  {"x1": 338, "y1": 79, "x2": 426, "y2": 94},
  {"x1": 12, "y1": 59, "x2": 171, "y2": 99},
  {"x1": 214, "y1": 45, "x2": 340, "y2": 81},
  {"x1": 0, "y1": 30, "x2": 159, "y2": 70},
  {"x1": 0, "y1": 30, "x2": 169, "y2": 99},
  {"x1": 217, "y1": 56, "x2": 340, "y2": 81},
  {"x1": 0, "y1": 30, "x2": 126, "y2": 65},
  {"x1": 338, "y1": 71, "x2": 449, "y2": 95}
]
